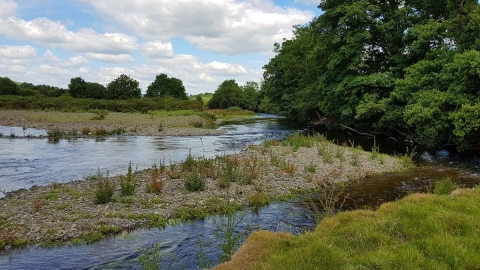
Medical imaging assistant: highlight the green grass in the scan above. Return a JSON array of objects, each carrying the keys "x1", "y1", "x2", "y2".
[
  {"x1": 218, "y1": 189, "x2": 480, "y2": 269},
  {"x1": 434, "y1": 177, "x2": 457, "y2": 195}
]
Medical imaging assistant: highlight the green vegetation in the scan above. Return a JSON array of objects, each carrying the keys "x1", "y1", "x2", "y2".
[
  {"x1": 218, "y1": 189, "x2": 480, "y2": 269},
  {"x1": 207, "y1": 80, "x2": 262, "y2": 111},
  {"x1": 93, "y1": 170, "x2": 115, "y2": 204},
  {"x1": 0, "y1": 95, "x2": 202, "y2": 112},
  {"x1": 120, "y1": 163, "x2": 136, "y2": 196},
  {"x1": 434, "y1": 177, "x2": 457, "y2": 195},
  {"x1": 145, "y1": 73, "x2": 187, "y2": 100},
  {"x1": 261, "y1": 1, "x2": 480, "y2": 151}
]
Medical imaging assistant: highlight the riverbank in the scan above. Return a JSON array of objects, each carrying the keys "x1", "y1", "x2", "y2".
[
  {"x1": 215, "y1": 188, "x2": 480, "y2": 269},
  {"x1": 0, "y1": 134, "x2": 410, "y2": 250},
  {"x1": 0, "y1": 110, "x2": 225, "y2": 136}
]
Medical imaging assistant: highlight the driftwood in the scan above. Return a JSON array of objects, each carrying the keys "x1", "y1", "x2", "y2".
[{"x1": 339, "y1": 124, "x2": 375, "y2": 137}]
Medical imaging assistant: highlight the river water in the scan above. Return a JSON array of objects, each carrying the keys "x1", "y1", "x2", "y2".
[{"x1": 1, "y1": 115, "x2": 479, "y2": 269}]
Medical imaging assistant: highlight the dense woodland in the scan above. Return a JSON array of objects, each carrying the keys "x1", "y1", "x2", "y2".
[
  {"x1": 1, "y1": 1, "x2": 479, "y2": 151},
  {"x1": 262, "y1": 0, "x2": 480, "y2": 151}
]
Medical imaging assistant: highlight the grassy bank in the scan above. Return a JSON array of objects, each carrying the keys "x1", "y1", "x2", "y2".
[
  {"x1": 215, "y1": 188, "x2": 480, "y2": 269},
  {"x1": 0, "y1": 109, "x2": 255, "y2": 137}
]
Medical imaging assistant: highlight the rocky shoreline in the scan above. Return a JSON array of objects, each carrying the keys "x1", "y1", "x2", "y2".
[{"x1": 0, "y1": 136, "x2": 409, "y2": 251}]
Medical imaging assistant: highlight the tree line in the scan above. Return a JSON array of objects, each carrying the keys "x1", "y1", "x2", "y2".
[
  {"x1": 1, "y1": 73, "x2": 265, "y2": 112},
  {"x1": 261, "y1": 0, "x2": 480, "y2": 151},
  {"x1": 0, "y1": 73, "x2": 189, "y2": 100}
]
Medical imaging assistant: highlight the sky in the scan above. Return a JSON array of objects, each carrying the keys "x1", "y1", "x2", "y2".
[{"x1": 0, "y1": 0, "x2": 322, "y2": 95}]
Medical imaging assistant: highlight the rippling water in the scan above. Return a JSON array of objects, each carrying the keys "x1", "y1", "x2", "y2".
[
  {"x1": 1, "y1": 116, "x2": 479, "y2": 269},
  {"x1": 0, "y1": 115, "x2": 295, "y2": 195}
]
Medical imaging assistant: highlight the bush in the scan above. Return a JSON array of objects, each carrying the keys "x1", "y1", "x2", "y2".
[
  {"x1": 434, "y1": 177, "x2": 457, "y2": 195},
  {"x1": 184, "y1": 172, "x2": 206, "y2": 192},
  {"x1": 120, "y1": 163, "x2": 136, "y2": 196},
  {"x1": 94, "y1": 173, "x2": 115, "y2": 204}
]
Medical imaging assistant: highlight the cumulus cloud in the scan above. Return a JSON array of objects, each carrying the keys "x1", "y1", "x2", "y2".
[
  {"x1": 69, "y1": 56, "x2": 89, "y2": 66},
  {"x1": 0, "y1": 0, "x2": 17, "y2": 18},
  {"x1": 0, "y1": 17, "x2": 138, "y2": 57},
  {"x1": 0, "y1": 45, "x2": 36, "y2": 59},
  {"x1": 294, "y1": 0, "x2": 320, "y2": 4},
  {"x1": 144, "y1": 41, "x2": 174, "y2": 59},
  {"x1": 81, "y1": 0, "x2": 314, "y2": 54},
  {"x1": 62, "y1": 30, "x2": 138, "y2": 54},
  {"x1": 84, "y1": 53, "x2": 135, "y2": 63},
  {"x1": 194, "y1": 61, "x2": 246, "y2": 75}
]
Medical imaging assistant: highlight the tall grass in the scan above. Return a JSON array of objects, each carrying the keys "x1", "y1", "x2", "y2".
[
  {"x1": 120, "y1": 162, "x2": 136, "y2": 196},
  {"x1": 216, "y1": 189, "x2": 480, "y2": 270},
  {"x1": 93, "y1": 170, "x2": 115, "y2": 204}
]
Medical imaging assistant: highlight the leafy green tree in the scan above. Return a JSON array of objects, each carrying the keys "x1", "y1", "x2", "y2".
[
  {"x1": 106, "y1": 74, "x2": 141, "y2": 100},
  {"x1": 145, "y1": 73, "x2": 187, "y2": 100},
  {"x1": 0, "y1": 77, "x2": 20, "y2": 95},
  {"x1": 207, "y1": 79, "x2": 243, "y2": 109},
  {"x1": 68, "y1": 77, "x2": 87, "y2": 98},
  {"x1": 241, "y1": 81, "x2": 260, "y2": 111},
  {"x1": 262, "y1": 0, "x2": 480, "y2": 150},
  {"x1": 85, "y1": 82, "x2": 106, "y2": 99}
]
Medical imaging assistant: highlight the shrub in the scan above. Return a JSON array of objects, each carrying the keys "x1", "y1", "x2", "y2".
[
  {"x1": 182, "y1": 151, "x2": 196, "y2": 172},
  {"x1": 189, "y1": 120, "x2": 204, "y2": 128},
  {"x1": 81, "y1": 127, "x2": 91, "y2": 135},
  {"x1": 147, "y1": 163, "x2": 164, "y2": 194},
  {"x1": 184, "y1": 172, "x2": 206, "y2": 192},
  {"x1": 94, "y1": 171, "x2": 115, "y2": 204},
  {"x1": 434, "y1": 177, "x2": 457, "y2": 195},
  {"x1": 120, "y1": 162, "x2": 136, "y2": 196}
]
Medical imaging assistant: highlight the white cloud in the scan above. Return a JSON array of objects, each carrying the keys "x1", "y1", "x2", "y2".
[
  {"x1": 0, "y1": 45, "x2": 36, "y2": 59},
  {"x1": 0, "y1": 17, "x2": 138, "y2": 56},
  {"x1": 0, "y1": 0, "x2": 17, "y2": 18},
  {"x1": 83, "y1": 53, "x2": 135, "y2": 63},
  {"x1": 81, "y1": 0, "x2": 314, "y2": 54},
  {"x1": 38, "y1": 64, "x2": 71, "y2": 76},
  {"x1": 62, "y1": 29, "x2": 139, "y2": 54},
  {"x1": 144, "y1": 41, "x2": 174, "y2": 59},
  {"x1": 294, "y1": 0, "x2": 320, "y2": 4},
  {"x1": 0, "y1": 17, "x2": 73, "y2": 45},
  {"x1": 194, "y1": 61, "x2": 246, "y2": 75},
  {"x1": 69, "y1": 56, "x2": 89, "y2": 66}
]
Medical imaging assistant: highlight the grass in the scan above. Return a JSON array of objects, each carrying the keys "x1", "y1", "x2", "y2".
[
  {"x1": 120, "y1": 162, "x2": 136, "y2": 196},
  {"x1": 216, "y1": 188, "x2": 480, "y2": 270},
  {"x1": 93, "y1": 170, "x2": 115, "y2": 204},
  {"x1": 434, "y1": 177, "x2": 457, "y2": 195}
]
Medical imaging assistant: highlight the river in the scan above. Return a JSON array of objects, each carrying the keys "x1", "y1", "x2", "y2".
[{"x1": 0, "y1": 115, "x2": 479, "y2": 269}]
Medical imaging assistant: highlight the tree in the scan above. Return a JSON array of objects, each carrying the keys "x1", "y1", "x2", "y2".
[
  {"x1": 262, "y1": 0, "x2": 480, "y2": 150},
  {"x1": 208, "y1": 79, "x2": 243, "y2": 109},
  {"x1": 145, "y1": 73, "x2": 187, "y2": 100},
  {"x1": 241, "y1": 81, "x2": 260, "y2": 111},
  {"x1": 106, "y1": 74, "x2": 141, "y2": 100},
  {"x1": 0, "y1": 77, "x2": 20, "y2": 95},
  {"x1": 68, "y1": 77, "x2": 87, "y2": 98},
  {"x1": 85, "y1": 82, "x2": 106, "y2": 99}
]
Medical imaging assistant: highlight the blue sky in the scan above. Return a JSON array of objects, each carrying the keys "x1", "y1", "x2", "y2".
[{"x1": 0, "y1": 0, "x2": 322, "y2": 95}]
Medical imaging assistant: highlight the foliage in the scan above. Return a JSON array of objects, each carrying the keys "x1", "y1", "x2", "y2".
[
  {"x1": 434, "y1": 177, "x2": 457, "y2": 195},
  {"x1": 262, "y1": 1, "x2": 480, "y2": 151},
  {"x1": 0, "y1": 77, "x2": 20, "y2": 95},
  {"x1": 138, "y1": 244, "x2": 161, "y2": 270},
  {"x1": 184, "y1": 172, "x2": 206, "y2": 192},
  {"x1": 0, "y1": 95, "x2": 202, "y2": 112},
  {"x1": 213, "y1": 210, "x2": 251, "y2": 263},
  {"x1": 219, "y1": 189, "x2": 480, "y2": 269},
  {"x1": 208, "y1": 79, "x2": 244, "y2": 109},
  {"x1": 120, "y1": 162, "x2": 136, "y2": 196},
  {"x1": 145, "y1": 73, "x2": 188, "y2": 100},
  {"x1": 93, "y1": 170, "x2": 115, "y2": 204},
  {"x1": 106, "y1": 74, "x2": 141, "y2": 100}
]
